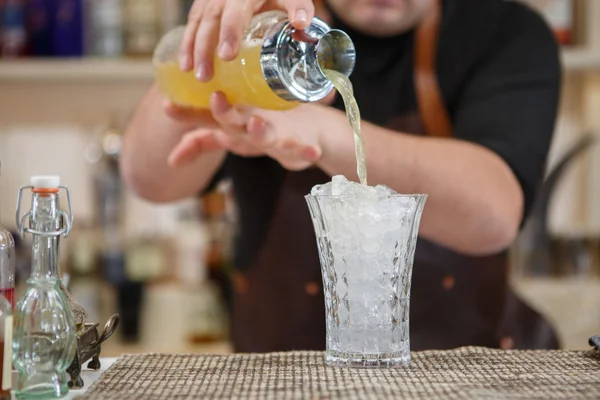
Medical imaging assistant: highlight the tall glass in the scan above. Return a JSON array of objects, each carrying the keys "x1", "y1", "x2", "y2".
[{"x1": 305, "y1": 193, "x2": 427, "y2": 367}]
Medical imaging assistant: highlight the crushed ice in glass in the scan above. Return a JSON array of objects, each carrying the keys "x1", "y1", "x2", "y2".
[
  {"x1": 307, "y1": 175, "x2": 424, "y2": 366},
  {"x1": 311, "y1": 175, "x2": 397, "y2": 197}
]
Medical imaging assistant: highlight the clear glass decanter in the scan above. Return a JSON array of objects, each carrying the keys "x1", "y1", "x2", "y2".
[{"x1": 13, "y1": 176, "x2": 78, "y2": 399}]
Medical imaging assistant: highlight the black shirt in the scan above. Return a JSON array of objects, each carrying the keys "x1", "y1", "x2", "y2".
[{"x1": 208, "y1": 0, "x2": 561, "y2": 271}]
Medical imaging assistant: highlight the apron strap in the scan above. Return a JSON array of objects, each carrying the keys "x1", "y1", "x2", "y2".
[{"x1": 414, "y1": 0, "x2": 454, "y2": 138}]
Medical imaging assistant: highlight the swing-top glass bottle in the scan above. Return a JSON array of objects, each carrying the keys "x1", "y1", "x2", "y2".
[{"x1": 13, "y1": 176, "x2": 78, "y2": 399}]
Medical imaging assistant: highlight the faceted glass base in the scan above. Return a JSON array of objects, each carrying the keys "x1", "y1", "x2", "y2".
[
  {"x1": 16, "y1": 372, "x2": 69, "y2": 399},
  {"x1": 325, "y1": 350, "x2": 410, "y2": 368}
]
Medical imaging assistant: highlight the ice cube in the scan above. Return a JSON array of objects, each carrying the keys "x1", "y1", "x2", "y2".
[
  {"x1": 361, "y1": 241, "x2": 380, "y2": 253},
  {"x1": 349, "y1": 183, "x2": 377, "y2": 197},
  {"x1": 331, "y1": 175, "x2": 377, "y2": 197},
  {"x1": 310, "y1": 182, "x2": 330, "y2": 196},
  {"x1": 375, "y1": 184, "x2": 397, "y2": 197},
  {"x1": 311, "y1": 175, "x2": 398, "y2": 199},
  {"x1": 331, "y1": 175, "x2": 347, "y2": 196}
]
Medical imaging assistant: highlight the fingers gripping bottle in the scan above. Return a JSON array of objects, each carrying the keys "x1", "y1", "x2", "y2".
[
  {"x1": 13, "y1": 176, "x2": 79, "y2": 399},
  {"x1": 153, "y1": 10, "x2": 356, "y2": 110}
]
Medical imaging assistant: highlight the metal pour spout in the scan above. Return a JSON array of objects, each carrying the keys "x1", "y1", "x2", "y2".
[
  {"x1": 260, "y1": 14, "x2": 356, "y2": 103},
  {"x1": 315, "y1": 29, "x2": 356, "y2": 78}
]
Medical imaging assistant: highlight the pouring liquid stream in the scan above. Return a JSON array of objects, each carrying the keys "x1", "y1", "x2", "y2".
[{"x1": 322, "y1": 69, "x2": 367, "y2": 186}]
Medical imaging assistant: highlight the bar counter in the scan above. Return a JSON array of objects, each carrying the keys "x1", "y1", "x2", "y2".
[{"x1": 27, "y1": 346, "x2": 598, "y2": 399}]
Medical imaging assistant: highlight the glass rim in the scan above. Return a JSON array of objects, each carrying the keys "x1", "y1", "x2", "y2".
[{"x1": 304, "y1": 193, "x2": 428, "y2": 199}]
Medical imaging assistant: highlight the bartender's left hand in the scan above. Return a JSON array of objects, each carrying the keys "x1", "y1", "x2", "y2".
[{"x1": 167, "y1": 91, "x2": 334, "y2": 170}]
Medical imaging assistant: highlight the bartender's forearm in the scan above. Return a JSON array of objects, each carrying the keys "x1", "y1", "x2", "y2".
[
  {"x1": 120, "y1": 85, "x2": 226, "y2": 203},
  {"x1": 315, "y1": 106, "x2": 524, "y2": 256}
]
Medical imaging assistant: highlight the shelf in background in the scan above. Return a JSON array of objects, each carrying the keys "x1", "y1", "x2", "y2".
[
  {"x1": 0, "y1": 47, "x2": 598, "y2": 83},
  {"x1": 562, "y1": 47, "x2": 600, "y2": 72},
  {"x1": 0, "y1": 58, "x2": 153, "y2": 83}
]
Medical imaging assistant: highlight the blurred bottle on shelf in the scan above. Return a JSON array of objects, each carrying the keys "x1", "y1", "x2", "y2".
[
  {"x1": 85, "y1": 0, "x2": 123, "y2": 56},
  {"x1": 175, "y1": 201, "x2": 229, "y2": 344},
  {"x1": 159, "y1": 0, "x2": 181, "y2": 37},
  {"x1": 24, "y1": 0, "x2": 85, "y2": 57},
  {"x1": 201, "y1": 182, "x2": 236, "y2": 314},
  {"x1": 125, "y1": 233, "x2": 169, "y2": 283},
  {"x1": 0, "y1": 0, "x2": 28, "y2": 58},
  {"x1": 4, "y1": 0, "x2": 185, "y2": 58},
  {"x1": 123, "y1": 0, "x2": 159, "y2": 57},
  {"x1": 66, "y1": 220, "x2": 102, "y2": 323},
  {"x1": 26, "y1": 0, "x2": 55, "y2": 56},
  {"x1": 90, "y1": 122, "x2": 146, "y2": 343},
  {"x1": 53, "y1": 0, "x2": 85, "y2": 56}
]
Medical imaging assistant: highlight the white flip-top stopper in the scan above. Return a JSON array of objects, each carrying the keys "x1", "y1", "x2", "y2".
[{"x1": 30, "y1": 175, "x2": 60, "y2": 189}]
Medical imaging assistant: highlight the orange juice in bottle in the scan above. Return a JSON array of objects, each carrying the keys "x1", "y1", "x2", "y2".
[{"x1": 152, "y1": 11, "x2": 356, "y2": 110}]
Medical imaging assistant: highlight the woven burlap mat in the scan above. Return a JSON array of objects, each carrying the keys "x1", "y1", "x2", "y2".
[{"x1": 74, "y1": 347, "x2": 600, "y2": 399}]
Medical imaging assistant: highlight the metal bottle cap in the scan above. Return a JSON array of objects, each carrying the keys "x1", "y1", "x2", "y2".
[{"x1": 261, "y1": 15, "x2": 356, "y2": 102}]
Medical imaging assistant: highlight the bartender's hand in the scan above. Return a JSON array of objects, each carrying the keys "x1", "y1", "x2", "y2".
[
  {"x1": 180, "y1": 0, "x2": 315, "y2": 82},
  {"x1": 167, "y1": 92, "x2": 330, "y2": 171}
]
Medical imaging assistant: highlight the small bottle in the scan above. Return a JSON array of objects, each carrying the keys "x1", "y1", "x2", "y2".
[
  {"x1": 66, "y1": 220, "x2": 101, "y2": 323},
  {"x1": 0, "y1": 163, "x2": 15, "y2": 310},
  {"x1": 53, "y1": 0, "x2": 85, "y2": 57},
  {"x1": 0, "y1": 0, "x2": 28, "y2": 58},
  {"x1": 123, "y1": 0, "x2": 160, "y2": 57},
  {"x1": 174, "y1": 201, "x2": 221, "y2": 344},
  {"x1": 152, "y1": 10, "x2": 356, "y2": 110},
  {"x1": 0, "y1": 163, "x2": 14, "y2": 400},
  {"x1": 202, "y1": 183, "x2": 234, "y2": 313},
  {"x1": 0, "y1": 297, "x2": 11, "y2": 400},
  {"x1": 26, "y1": 0, "x2": 56, "y2": 56},
  {"x1": 85, "y1": 0, "x2": 124, "y2": 57},
  {"x1": 13, "y1": 176, "x2": 78, "y2": 398},
  {"x1": 159, "y1": 0, "x2": 181, "y2": 37}
]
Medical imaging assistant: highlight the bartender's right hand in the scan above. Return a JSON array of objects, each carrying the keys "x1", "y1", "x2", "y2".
[{"x1": 179, "y1": 0, "x2": 315, "y2": 82}]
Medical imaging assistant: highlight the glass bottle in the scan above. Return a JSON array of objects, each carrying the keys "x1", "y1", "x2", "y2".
[
  {"x1": 53, "y1": 0, "x2": 85, "y2": 57},
  {"x1": 159, "y1": 0, "x2": 182, "y2": 37},
  {"x1": 0, "y1": 163, "x2": 14, "y2": 400},
  {"x1": 92, "y1": 128, "x2": 145, "y2": 342},
  {"x1": 13, "y1": 176, "x2": 78, "y2": 399},
  {"x1": 85, "y1": 0, "x2": 124, "y2": 57},
  {"x1": 66, "y1": 220, "x2": 101, "y2": 323},
  {"x1": 0, "y1": 298, "x2": 10, "y2": 400},
  {"x1": 174, "y1": 199, "x2": 227, "y2": 344},
  {"x1": 0, "y1": 0, "x2": 28, "y2": 58},
  {"x1": 152, "y1": 10, "x2": 356, "y2": 110},
  {"x1": 0, "y1": 162, "x2": 15, "y2": 310},
  {"x1": 123, "y1": 0, "x2": 160, "y2": 57},
  {"x1": 27, "y1": 0, "x2": 56, "y2": 56}
]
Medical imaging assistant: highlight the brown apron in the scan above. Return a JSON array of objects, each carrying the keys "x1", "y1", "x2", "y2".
[{"x1": 230, "y1": 0, "x2": 559, "y2": 352}]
